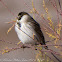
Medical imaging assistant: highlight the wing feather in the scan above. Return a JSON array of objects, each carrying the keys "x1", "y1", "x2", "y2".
[{"x1": 28, "y1": 17, "x2": 46, "y2": 45}]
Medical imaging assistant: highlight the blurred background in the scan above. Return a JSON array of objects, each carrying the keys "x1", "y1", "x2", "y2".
[{"x1": 0, "y1": 0, "x2": 62, "y2": 62}]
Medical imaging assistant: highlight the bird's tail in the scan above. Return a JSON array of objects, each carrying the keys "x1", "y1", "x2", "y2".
[
  {"x1": 45, "y1": 47, "x2": 61, "y2": 62},
  {"x1": 51, "y1": 52, "x2": 61, "y2": 62},
  {"x1": 40, "y1": 41, "x2": 61, "y2": 62}
]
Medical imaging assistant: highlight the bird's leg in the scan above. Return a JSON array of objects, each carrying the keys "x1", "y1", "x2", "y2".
[
  {"x1": 21, "y1": 45, "x2": 26, "y2": 51},
  {"x1": 21, "y1": 44, "x2": 30, "y2": 48}
]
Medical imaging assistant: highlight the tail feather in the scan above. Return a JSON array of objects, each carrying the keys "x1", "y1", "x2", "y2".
[
  {"x1": 45, "y1": 47, "x2": 61, "y2": 62},
  {"x1": 40, "y1": 41, "x2": 61, "y2": 62},
  {"x1": 51, "y1": 52, "x2": 61, "y2": 62}
]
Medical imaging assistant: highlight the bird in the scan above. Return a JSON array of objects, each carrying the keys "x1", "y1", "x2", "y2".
[
  {"x1": 15, "y1": 12, "x2": 61, "y2": 62},
  {"x1": 15, "y1": 12, "x2": 47, "y2": 49}
]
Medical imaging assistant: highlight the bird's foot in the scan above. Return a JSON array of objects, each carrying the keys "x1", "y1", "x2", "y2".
[{"x1": 21, "y1": 45, "x2": 30, "y2": 48}]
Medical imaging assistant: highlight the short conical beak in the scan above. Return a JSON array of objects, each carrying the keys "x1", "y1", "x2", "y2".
[
  {"x1": 16, "y1": 17, "x2": 21, "y2": 24},
  {"x1": 17, "y1": 15, "x2": 21, "y2": 20},
  {"x1": 16, "y1": 17, "x2": 20, "y2": 22}
]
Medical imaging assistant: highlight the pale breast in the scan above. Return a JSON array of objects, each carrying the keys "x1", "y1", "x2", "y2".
[{"x1": 15, "y1": 23, "x2": 39, "y2": 44}]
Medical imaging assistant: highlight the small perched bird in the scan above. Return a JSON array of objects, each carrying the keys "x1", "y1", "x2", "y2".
[
  {"x1": 15, "y1": 12, "x2": 47, "y2": 49},
  {"x1": 15, "y1": 12, "x2": 61, "y2": 62},
  {"x1": 15, "y1": 12, "x2": 47, "y2": 47}
]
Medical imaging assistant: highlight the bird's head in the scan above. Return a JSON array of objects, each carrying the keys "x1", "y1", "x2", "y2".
[
  {"x1": 17, "y1": 12, "x2": 30, "y2": 23},
  {"x1": 16, "y1": 12, "x2": 30, "y2": 27}
]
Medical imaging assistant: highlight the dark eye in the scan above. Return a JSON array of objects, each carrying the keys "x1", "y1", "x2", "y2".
[
  {"x1": 18, "y1": 17, "x2": 21, "y2": 20},
  {"x1": 17, "y1": 16, "x2": 21, "y2": 20},
  {"x1": 17, "y1": 22, "x2": 21, "y2": 27}
]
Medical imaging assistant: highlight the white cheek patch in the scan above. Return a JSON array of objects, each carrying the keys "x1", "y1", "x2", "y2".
[{"x1": 20, "y1": 15, "x2": 29, "y2": 23}]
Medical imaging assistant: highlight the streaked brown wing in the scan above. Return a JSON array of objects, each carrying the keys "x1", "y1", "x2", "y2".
[{"x1": 28, "y1": 17, "x2": 46, "y2": 45}]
